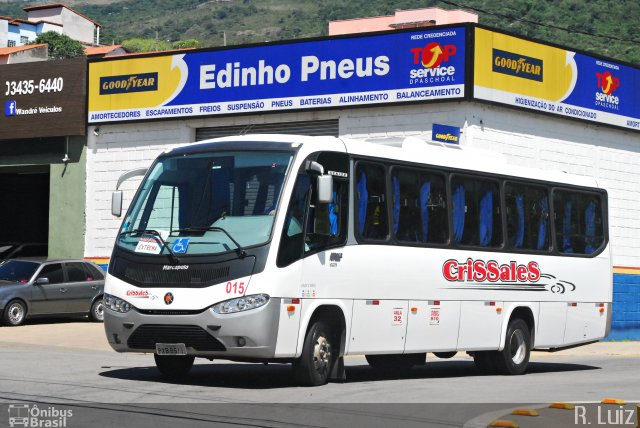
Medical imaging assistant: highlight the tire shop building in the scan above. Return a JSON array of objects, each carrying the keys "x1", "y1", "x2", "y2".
[
  {"x1": 0, "y1": 58, "x2": 87, "y2": 259},
  {"x1": 86, "y1": 24, "x2": 640, "y2": 339}
]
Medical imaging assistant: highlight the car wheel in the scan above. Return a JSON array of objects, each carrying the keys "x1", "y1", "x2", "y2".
[
  {"x1": 90, "y1": 298, "x2": 104, "y2": 322},
  {"x1": 293, "y1": 320, "x2": 335, "y2": 386},
  {"x1": 154, "y1": 354, "x2": 195, "y2": 379},
  {"x1": 3, "y1": 300, "x2": 26, "y2": 326}
]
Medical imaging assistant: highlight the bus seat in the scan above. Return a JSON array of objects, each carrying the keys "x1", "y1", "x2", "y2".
[
  {"x1": 357, "y1": 172, "x2": 368, "y2": 235},
  {"x1": 537, "y1": 197, "x2": 548, "y2": 250},
  {"x1": 584, "y1": 200, "x2": 596, "y2": 253},
  {"x1": 562, "y1": 200, "x2": 573, "y2": 253},
  {"x1": 514, "y1": 193, "x2": 524, "y2": 248},
  {"x1": 419, "y1": 182, "x2": 431, "y2": 243},
  {"x1": 479, "y1": 190, "x2": 493, "y2": 246},
  {"x1": 452, "y1": 184, "x2": 465, "y2": 243}
]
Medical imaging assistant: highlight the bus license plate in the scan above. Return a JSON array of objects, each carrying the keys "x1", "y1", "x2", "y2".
[{"x1": 155, "y1": 343, "x2": 187, "y2": 355}]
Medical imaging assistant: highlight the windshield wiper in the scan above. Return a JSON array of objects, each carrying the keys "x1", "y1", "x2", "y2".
[
  {"x1": 120, "y1": 229, "x2": 181, "y2": 264},
  {"x1": 173, "y1": 226, "x2": 247, "y2": 258}
]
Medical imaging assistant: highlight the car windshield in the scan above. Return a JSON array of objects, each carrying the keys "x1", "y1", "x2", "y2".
[
  {"x1": 0, "y1": 260, "x2": 40, "y2": 283},
  {"x1": 117, "y1": 150, "x2": 294, "y2": 256}
]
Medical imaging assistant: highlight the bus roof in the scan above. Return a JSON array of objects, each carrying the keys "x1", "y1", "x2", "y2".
[{"x1": 172, "y1": 134, "x2": 600, "y2": 189}]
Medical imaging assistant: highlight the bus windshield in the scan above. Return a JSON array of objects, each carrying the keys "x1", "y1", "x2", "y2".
[{"x1": 117, "y1": 150, "x2": 294, "y2": 256}]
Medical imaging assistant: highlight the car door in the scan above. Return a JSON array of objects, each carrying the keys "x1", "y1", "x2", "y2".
[
  {"x1": 62, "y1": 262, "x2": 100, "y2": 313},
  {"x1": 30, "y1": 263, "x2": 67, "y2": 315}
]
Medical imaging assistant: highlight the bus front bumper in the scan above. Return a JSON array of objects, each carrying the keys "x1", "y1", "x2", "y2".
[{"x1": 104, "y1": 298, "x2": 281, "y2": 359}]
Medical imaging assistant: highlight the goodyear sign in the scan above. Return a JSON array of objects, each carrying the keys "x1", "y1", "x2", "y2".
[
  {"x1": 88, "y1": 27, "x2": 466, "y2": 123},
  {"x1": 432, "y1": 123, "x2": 460, "y2": 144},
  {"x1": 474, "y1": 27, "x2": 640, "y2": 131}
]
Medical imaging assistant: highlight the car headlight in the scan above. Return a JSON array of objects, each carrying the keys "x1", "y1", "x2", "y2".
[
  {"x1": 212, "y1": 294, "x2": 269, "y2": 314},
  {"x1": 104, "y1": 293, "x2": 133, "y2": 313}
]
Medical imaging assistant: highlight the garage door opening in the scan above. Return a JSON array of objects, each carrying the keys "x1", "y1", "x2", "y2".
[{"x1": 0, "y1": 166, "x2": 50, "y2": 253}]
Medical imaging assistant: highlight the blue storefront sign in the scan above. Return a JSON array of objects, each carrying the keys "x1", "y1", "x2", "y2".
[
  {"x1": 88, "y1": 26, "x2": 467, "y2": 122},
  {"x1": 432, "y1": 123, "x2": 461, "y2": 144}
]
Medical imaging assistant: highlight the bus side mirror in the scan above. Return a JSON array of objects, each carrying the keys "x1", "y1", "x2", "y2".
[
  {"x1": 112, "y1": 191, "x2": 123, "y2": 217},
  {"x1": 317, "y1": 175, "x2": 333, "y2": 204}
]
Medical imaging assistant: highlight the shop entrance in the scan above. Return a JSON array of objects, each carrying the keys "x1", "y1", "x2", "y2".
[{"x1": 0, "y1": 165, "x2": 50, "y2": 245}]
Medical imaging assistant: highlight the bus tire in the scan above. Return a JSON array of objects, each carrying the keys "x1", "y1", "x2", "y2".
[
  {"x1": 3, "y1": 300, "x2": 27, "y2": 326},
  {"x1": 293, "y1": 320, "x2": 334, "y2": 386},
  {"x1": 154, "y1": 354, "x2": 195, "y2": 379},
  {"x1": 492, "y1": 318, "x2": 531, "y2": 375},
  {"x1": 365, "y1": 353, "x2": 425, "y2": 371},
  {"x1": 473, "y1": 351, "x2": 497, "y2": 375}
]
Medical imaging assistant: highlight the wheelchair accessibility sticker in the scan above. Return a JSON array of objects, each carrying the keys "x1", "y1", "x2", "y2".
[{"x1": 171, "y1": 238, "x2": 190, "y2": 254}]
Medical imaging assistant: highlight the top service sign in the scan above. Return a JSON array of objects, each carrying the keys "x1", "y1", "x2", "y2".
[
  {"x1": 474, "y1": 27, "x2": 640, "y2": 131},
  {"x1": 1, "y1": 58, "x2": 86, "y2": 140},
  {"x1": 88, "y1": 27, "x2": 466, "y2": 123}
]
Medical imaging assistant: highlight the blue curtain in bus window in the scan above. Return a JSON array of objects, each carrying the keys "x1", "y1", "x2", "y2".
[
  {"x1": 479, "y1": 190, "x2": 493, "y2": 246},
  {"x1": 329, "y1": 191, "x2": 338, "y2": 236},
  {"x1": 514, "y1": 193, "x2": 525, "y2": 248},
  {"x1": 452, "y1": 184, "x2": 465, "y2": 243},
  {"x1": 357, "y1": 172, "x2": 368, "y2": 235},
  {"x1": 584, "y1": 200, "x2": 596, "y2": 253},
  {"x1": 392, "y1": 176, "x2": 400, "y2": 234},
  {"x1": 562, "y1": 200, "x2": 573, "y2": 253},
  {"x1": 419, "y1": 182, "x2": 431, "y2": 243},
  {"x1": 537, "y1": 197, "x2": 548, "y2": 250},
  {"x1": 210, "y1": 167, "x2": 230, "y2": 222}
]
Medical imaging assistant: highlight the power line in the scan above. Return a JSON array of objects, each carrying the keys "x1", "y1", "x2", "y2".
[{"x1": 438, "y1": 0, "x2": 640, "y2": 45}]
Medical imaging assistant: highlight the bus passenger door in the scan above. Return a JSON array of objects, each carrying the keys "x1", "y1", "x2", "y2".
[{"x1": 457, "y1": 301, "x2": 505, "y2": 350}]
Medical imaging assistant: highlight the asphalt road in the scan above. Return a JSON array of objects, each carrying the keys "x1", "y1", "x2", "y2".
[{"x1": 0, "y1": 319, "x2": 638, "y2": 427}]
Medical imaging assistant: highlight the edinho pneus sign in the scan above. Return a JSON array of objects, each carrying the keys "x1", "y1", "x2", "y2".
[{"x1": 87, "y1": 26, "x2": 467, "y2": 123}]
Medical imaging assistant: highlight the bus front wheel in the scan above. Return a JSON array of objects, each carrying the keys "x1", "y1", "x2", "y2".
[
  {"x1": 293, "y1": 320, "x2": 334, "y2": 386},
  {"x1": 154, "y1": 354, "x2": 195, "y2": 379}
]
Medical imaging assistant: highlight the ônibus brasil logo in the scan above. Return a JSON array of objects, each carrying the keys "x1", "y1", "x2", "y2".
[{"x1": 443, "y1": 258, "x2": 541, "y2": 283}]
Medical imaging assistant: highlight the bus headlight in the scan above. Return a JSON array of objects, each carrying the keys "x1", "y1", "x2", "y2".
[
  {"x1": 212, "y1": 294, "x2": 269, "y2": 314},
  {"x1": 104, "y1": 293, "x2": 133, "y2": 313}
]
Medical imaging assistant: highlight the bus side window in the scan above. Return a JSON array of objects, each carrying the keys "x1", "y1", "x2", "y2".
[
  {"x1": 554, "y1": 190, "x2": 604, "y2": 255},
  {"x1": 305, "y1": 178, "x2": 348, "y2": 254},
  {"x1": 392, "y1": 168, "x2": 447, "y2": 244},
  {"x1": 276, "y1": 175, "x2": 310, "y2": 267},
  {"x1": 356, "y1": 162, "x2": 388, "y2": 240},
  {"x1": 451, "y1": 176, "x2": 502, "y2": 247},
  {"x1": 505, "y1": 183, "x2": 550, "y2": 251}
]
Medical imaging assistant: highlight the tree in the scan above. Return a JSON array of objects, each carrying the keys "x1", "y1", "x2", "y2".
[
  {"x1": 122, "y1": 37, "x2": 171, "y2": 53},
  {"x1": 172, "y1": 39, "x2": 200, "y2": 49},
  {"x1": 31, "y1": 32, "x2": 85, "y2": 60}
]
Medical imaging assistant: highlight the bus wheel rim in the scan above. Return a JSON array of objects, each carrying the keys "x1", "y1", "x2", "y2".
[
  {"x1": 312, "y1": 335, "x2": 331, "y2": 374},
  {"x1": 510, "y1": 329, "x2": 526, "y2": 364}
]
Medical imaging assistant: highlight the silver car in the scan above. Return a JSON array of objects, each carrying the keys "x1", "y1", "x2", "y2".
[{"x1": 0, "y1": 258, "x2": 105, "y2": 326}]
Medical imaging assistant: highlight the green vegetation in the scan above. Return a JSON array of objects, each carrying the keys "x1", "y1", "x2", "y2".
[
  {"x1": 30, "y1": 32, "x2": 85, "y2": 60},
  {"x1": 5, "y1": 0, "x2": 640, "y2": 65}
]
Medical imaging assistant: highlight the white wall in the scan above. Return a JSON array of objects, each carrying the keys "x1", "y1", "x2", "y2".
[{"x1": 85, "y1": 103, "x2": 640, "y2": 269}]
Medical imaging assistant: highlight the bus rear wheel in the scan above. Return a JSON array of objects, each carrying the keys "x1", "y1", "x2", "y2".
[
  {"x1": 293, "y1": 320, "x2": 334, "y2": 386},
  {"x1": 365, "y1": 353, "x2": 426, "y2": 371},
  {"x1": 492, "y1": 318, "x2": 531, "y2": 375},
  {"x1": 154, "y1": 354, "x2": 195, "y2": 379}
]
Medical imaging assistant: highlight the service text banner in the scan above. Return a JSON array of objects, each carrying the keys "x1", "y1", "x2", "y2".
[
  {"x1": 474, "y1": 27, "x2": 640, "y2": 131},
  {"x1": 88, "y1": 27, "x2": 466, "y2": 123},
  {"x1": 0, "y1": 58, "x2": 87, "y2": 140}
]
